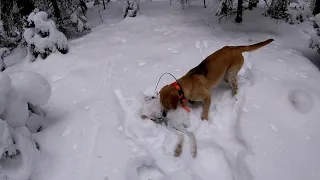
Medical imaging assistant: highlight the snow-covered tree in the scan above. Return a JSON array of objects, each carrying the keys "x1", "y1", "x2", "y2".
[
  {"x1": 123, "y1": 0, "x2": 140, "y2": 18},
  {"x1": 248, "y1": 0, "x2": 259, "y2": 10},
  {"x1": 264, "y1": 0, "x2": 289, "y2": 19},
  {"x1": 0, "y1": 0, "x2": 91, "y2": 46},
  {"x1": 215, "y1": 0, "x2": 247, "y2": 23},
  {"x1": 215, "y1": 0, "x2": 236, "y2": 20},
  {"x1": 0, "y1": 21, "x2": 4, "y2": 38},
  {"x1": 235, "y1": 0, "x2": 244, "y2": 23},
  {"x1": 0, "y1": 48, "x2": 10, "y2": 71},
  {"x1": 0, "y1": 0, "x2": 34, "y2": 49},
  {"x1": 0, "y1": 71, "x2": 51, "y2": 180},
  {"x1": 309, "y1": 13, "x2": 320, "y2": 54},
  {"x1": 33, "y1": 0, "x2": 91, "y2": 39},
  {"x1": 23, "y1": 9, "x2": 69, "y2": 62},
  {"x1": 313, "y1": 0, "x2": 320, "y2": 15},
  {"x1": 286, "y1": 0, "x2": 313, "y2": 24}
]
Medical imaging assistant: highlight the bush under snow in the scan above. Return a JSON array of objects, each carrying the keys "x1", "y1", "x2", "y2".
[
  {"x1": 0, "y1": 48, "x2": 10, "y2": 72},
  {"x1": 286, "y1": 0, "x2": 312, "y2": 24},
  {"x1": 123, "y1": 0, "x2": 140, "y2": 18},
  {"x1": 0, "y1": 21, "x2": 4, "y2": 37},
  {"x1": 309, "y1": 13, "x2": 320, "y2": 54},
  {"x1": 0, "y1": 71, "x2": 51, "y2": 180},
  {"x1": 23, "y1": 9, "x2": 69, "y2": 62},
  {"x1": 70, "y1": 4, "x2": 91, "y2": 33}
]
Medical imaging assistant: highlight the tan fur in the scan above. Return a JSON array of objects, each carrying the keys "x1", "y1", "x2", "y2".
[{"x1": 160, "y1": 39, "x2": 273, "y2": 120}]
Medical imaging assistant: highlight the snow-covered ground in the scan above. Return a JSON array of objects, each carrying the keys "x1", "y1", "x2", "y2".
[{"x1": 2, "y1": 1, "x2": 320, "y2": 180}]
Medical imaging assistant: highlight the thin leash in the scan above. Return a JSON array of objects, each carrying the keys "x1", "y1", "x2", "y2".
[
  {"x1": 154, "y1": 72, "x2": 180, "y2": 92},
  {"x1": 154, "y1": 72, "x2": 190, "y2": 113}
]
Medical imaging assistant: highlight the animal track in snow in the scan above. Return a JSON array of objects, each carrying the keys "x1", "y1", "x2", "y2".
[{"x1": 288, "y1": 89, "x2": 313, "y2": 114}]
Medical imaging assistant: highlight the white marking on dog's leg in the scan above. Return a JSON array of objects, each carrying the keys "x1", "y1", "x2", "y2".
[
  {"x1": 228, "y1": 73, "x2": 238, "y2": 96},
  {"x1": 188, "y1": 132, "x2": 197, "y2": 158}
]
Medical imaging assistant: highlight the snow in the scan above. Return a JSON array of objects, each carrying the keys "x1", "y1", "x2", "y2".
[
  {"x1": 0, "y1": 48, "x2": 10, "y2": 71},
  {"x1": 0, "y1": 120, "x2": 14, "y2": 157},
  {"x1": 0, "y1": 71, "x2": 50, "y2": 180},
  {"x1": 2, "y1": 1, "x2": 320, "y2": 180},
  {"x1": 0, "y1": 71, "x2": 51, "y2": 129},
  {"x1": 0, "y1": 72, "x2": 12, "y2": 113},
  {"x1": 10, "y1": 71, "x2": 51, "y2": 106},
  {"x1": 1, "y1": 126, "x2": 40, "y2": 180}
]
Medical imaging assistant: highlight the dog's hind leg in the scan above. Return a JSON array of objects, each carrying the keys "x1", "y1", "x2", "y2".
[
  {"x1": 226, "y1": 57, "x2": 244, "y2": 96},
  {"x1": 174, "y1": 133, "x2": 184, "y2": 157},
  {"x1": 227, "y1": 72, "x2": 238, "y2": 96}
]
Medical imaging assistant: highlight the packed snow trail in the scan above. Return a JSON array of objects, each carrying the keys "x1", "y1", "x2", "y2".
[{"x1": 3, "y1": 1, "x2": 320, "y2": 180}]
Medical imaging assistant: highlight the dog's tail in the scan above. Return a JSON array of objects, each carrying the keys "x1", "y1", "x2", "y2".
[{"x1": 235, "y1": 39, "x2": 274, "y2": 53}]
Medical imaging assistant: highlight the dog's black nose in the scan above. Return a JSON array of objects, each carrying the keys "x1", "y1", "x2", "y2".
[{"x1": 162, "y1": 110, "x2": 167, "y2": 117}]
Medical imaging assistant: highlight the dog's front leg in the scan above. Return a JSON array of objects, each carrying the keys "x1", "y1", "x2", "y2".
[
  {"x1": 173, "y1": 126, "x2": 197, "y2": 158},
  {"x1": 201, "y1": 95, "x2": 211, "y2": 120}
]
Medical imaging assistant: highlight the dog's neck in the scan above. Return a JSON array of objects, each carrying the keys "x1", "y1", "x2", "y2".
[{"x1": 176, "y1": 77, "x2": 191, "y2": 99}]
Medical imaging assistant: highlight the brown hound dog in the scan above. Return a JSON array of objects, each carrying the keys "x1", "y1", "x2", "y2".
[{"x1": 159, "y1": 39, "x2": 273, "y2": 120}]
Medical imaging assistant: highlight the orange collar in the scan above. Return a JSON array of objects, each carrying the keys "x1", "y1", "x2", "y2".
[{"x1": 171, "y1": 82, "x2": 191, "y2": 113}]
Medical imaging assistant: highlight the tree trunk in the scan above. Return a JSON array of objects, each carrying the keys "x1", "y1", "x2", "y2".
[
  {"x1": 15, "y1": 0, "x2": 34, "y2": 16},
  {"x1": 235, "y1": 0, "x2": 243, "y2": 23},
  {"x1": 50, "y1": 0, "x2": 62, "y2": 23},
  {"x1": 248, "y1": 0, "x2": 258, "y2": 10},
  {"x1": 0, "y1": 0, "x2": 13, "y2": 32},
  {"x1": 103, "y1": 0, "x2": 106, "y2": 9},
  {"x1": 203, "y1": 0, "x2": 206, "y2": 8},
  {"x1": 314, "y1": 0, "x2": 320, "y2": 15}
]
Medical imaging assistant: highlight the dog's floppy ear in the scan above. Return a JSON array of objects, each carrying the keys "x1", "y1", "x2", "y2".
[{"x1": 169, "y1": 91, "x2": 179, "y2": 110}]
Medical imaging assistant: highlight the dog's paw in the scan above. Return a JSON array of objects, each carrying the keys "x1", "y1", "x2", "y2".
[
  {"x1": 174, "y1": 144, "x2": 183, "y2": 157},
  {"x1": 191, "y1": 148, "x2": 197, "y2": 158},
  {"x1": 201, "y1": 114, "x2": 208, "y2": 121}
]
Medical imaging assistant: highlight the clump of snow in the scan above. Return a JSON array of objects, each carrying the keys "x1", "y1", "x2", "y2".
[
  {"x1": 1, "y1": 71, "x2": 51, "y2": 129},
  {"x1": 123, "y1": 0, "x2": 140, "y2": 18},
  {"x1": 0, "y1": 72, "x2": 12, "y2": 114},
  {"x1": 10, "y1": 71, "x2": 51, "y2": 106},
  {"x1": 0, "y1": 120, "x2": 15, "y2": 158},
  {"x1": 286, "y1": 0, "x2": 312, "y2": 24},
  {"x1": 23, "y1": 9, "x2": 69, "y2": 62},
  {"x1": 0, "y1": 48, "x2": 10, "y2": 58},
  {"x1": 0, "y1": 48, "x2": 10, "y2": 71},
  {"x1": 1, "y1": 126, "x2": 40, "y2": 180},
  {"x1": 0, "y1": 71, "x2": 51, "y2": 180},
  {"x1": 70, "y1": 11, "x2": 91, "y2": 32},
  {"x1": 309, "y1": 13, "x2": 320, "y2": 54}
]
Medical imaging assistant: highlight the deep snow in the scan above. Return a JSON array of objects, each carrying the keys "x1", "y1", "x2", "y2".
[{"x1": 2, "y1": 1, "x2": 320, "y2": 180}]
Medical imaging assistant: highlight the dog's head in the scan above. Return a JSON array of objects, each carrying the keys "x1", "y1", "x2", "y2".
[{"x1": 159, "y1": 85, "x2": 179, "y2": 113}]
